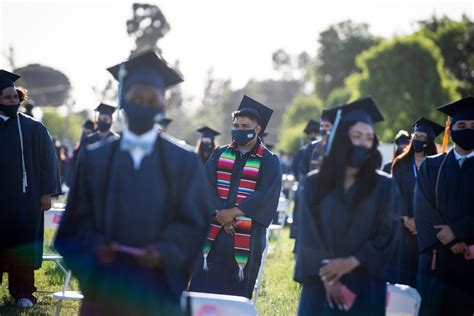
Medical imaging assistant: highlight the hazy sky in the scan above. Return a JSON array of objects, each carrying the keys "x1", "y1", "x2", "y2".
[{"x1": 1, "y1": 0, "x2": 472, "y2": 111}]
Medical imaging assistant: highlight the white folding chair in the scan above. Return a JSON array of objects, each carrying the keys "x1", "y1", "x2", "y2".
[
  {"x1": 386, "y1": 283, "x2": 421, "y2": 316},
  {"x1": 182, "y1": 292, "x2": 257, "y2": 316},
  {"x1": 43, "y1": 209, "x2": 83, "y2": 315}
]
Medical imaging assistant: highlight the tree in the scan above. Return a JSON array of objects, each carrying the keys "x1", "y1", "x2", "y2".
[
  {"x1": 314, "y1": 20, "x2": 381, "y2": 100},
  {"x1": 42, "y1": 107, "x2": 83, "y2": 143},
  {"x1": 346, "y1": 34, "x2": 459, "y2": 141},
  {"x1": 418, "y1": 15, "x2": 474, "y2": 95},
  {"x1": 15, "y1": 64, "x2": 71, "y2": 107},
  {"x1": 278, "y1": 94, "x2": 323, "y2": 153},
  {"x1": 127, "y1": 3, "x2": 170, "y2": 56}
]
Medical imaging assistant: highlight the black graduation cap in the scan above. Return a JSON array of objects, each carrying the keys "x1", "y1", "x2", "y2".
[
  {"x1": 0, "y1": 70, "x2": 20, "y2": 90},
  {"x1": 107, "y1": 50, "x2": 183, "y2": 92},
  {"x1": 437, "y1": 96, "x2": 474, "y2": 122},
  {"x1": 394, "y1": 130, "x2": 411, "y2": 145},
  {"x1": 304, "y1": 119, "x2": 320, "y2": 134},
  {"x1": 234, "y1": 95, "x2": 273, "y2": 133},
  {"x1": 413, "y1": 117, "x2": 444, "y2": 138},
  {"x1": 82, "y1": 119, "x2": 95, "y2": 130},
  {"x1": 339, "y1": 96, "x2": 384, "y2": 124},
  {"x1": 95, "y1": 103, "x2": 116, "y2": 116},
  {"x1": 158, "y1": 117, "x2": 172, "y2": 127},
  {"x1": 197, "y1": 126, "x2": 220, "y2": 139},
  {"x1": 321, "y1": 107, "x2": 340, "y2": 123}
]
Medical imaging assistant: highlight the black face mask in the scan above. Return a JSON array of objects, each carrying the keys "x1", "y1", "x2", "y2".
[
  {"x1": 0, "y1": 103, "x2": 20, "y2": 118},
  {"x1": 97, "y1": 120, "x2": 112, "y2": 132},
  {"x1": 347, "y1": 145, "x2": 371, "y2": 168},
  {"x1": 200, "y1": 143, "x2": 214, "y2": 153},
  {"x1": 451, "y1": 129, "x2": 474, "y2": 151},
  {"x1": 122, "y1": 102, "x2": 163, "y2": 135},
  {"x1": 231, "y1": 129, "x2": 256, "y2": 147},
  {"x1": 412, "y1": 139, "x2": 428, "y2": 153}
]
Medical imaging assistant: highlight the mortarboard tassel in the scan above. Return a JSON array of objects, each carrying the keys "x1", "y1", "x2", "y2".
[
  {"x1": 325, "y1": 109, "x2": 342, "y2": 157},
  {"x1": 441, "y1": 117, "x2": 450, "y2": 153},
  {"x1": 17, "y1": 115, "x2": 28, "y2": 193},
  {"x1": 116, "y1": 63, "x2": 127, "y2": 124}
]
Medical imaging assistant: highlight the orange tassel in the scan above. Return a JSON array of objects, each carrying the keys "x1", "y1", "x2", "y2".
[{"x1": 441, "y1": 118, "x2": 450, "y2": 153}]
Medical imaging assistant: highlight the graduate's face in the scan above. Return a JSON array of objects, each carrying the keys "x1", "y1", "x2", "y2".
[
  {"x1": 348, "y1": 122, "x2": 374, "y2": 149},
  {"x1": 412, "y1": 131, "x2": 428, "y2": 141},
  {"x1": 98, "y1": 114, "x2": 112, "y2": 124},
  {"x1": 232, "y1": 116, "x2": 261, "y2": 134},
  {"x1": 124, "y1": 84, "x2": 165, "y2": 109},
  {"x1": 452, "y1": 120, "x2": 474, "y2": 131},
  {"x1": 320, "y1": 121, "x2": 333, "y2": 132},
  {"x1": 0, "y1": 87, "x2": 20, "y2": 105}
]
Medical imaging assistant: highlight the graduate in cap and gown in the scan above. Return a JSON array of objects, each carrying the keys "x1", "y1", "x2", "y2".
[
  {"x1": 84, "y1": 103, "x2": 119, "y2": 145},
  {"x1": 0, "y1": 70, "x2": 61, "y2": 308},
  {"x1": 290, "y1": 109, "x2": 337, "y2": 241},
  {"x1": 195, "y1": 126, "x2": 220, "y2": 163},
  {"x1": 414, "y1": 96, "x2": 474, "y2": 316},
  {"x1": 299, "y1": 108, "x2": 340, "y2": 177},
  {"x1": 291, "y1": 119, "x2": 320, "y2": 180},
  {"x1": 190, "y1": 95, "x2": 282, "y2": 299},
  {"x1": 54, "y1": 50, "x2": 212, "y2": 315},
  {"x1": 391, "y1": 117, "x2": 443, "y2": 287},
  {"x1": 382, "y1": 130, "x2": 411, "y2": 174},
  {"x1": 295, "y1": 97, "x2": 402, "y2": 315}
]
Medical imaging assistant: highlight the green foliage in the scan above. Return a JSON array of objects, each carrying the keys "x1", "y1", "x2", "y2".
[
  {"x1": 346, "y1": 34, "x2": 459, "y2": 141},
  {"x1": 278, "y1": 94, "x2": 323, "y2": 152},
  {"x1": 314, "y1": 20, "x2": 381, "y2": 100},
  {"x1": 42, "y1": 108, "x2": 83, "y2": 143},
  {"x1": 417, "y1": 15, "x2": 474, "y2": 95},
  {"x1": 325, "y1": 86, "x2": 351, "y2": 108}
]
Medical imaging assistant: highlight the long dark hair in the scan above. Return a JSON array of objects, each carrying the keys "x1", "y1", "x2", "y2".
[
  {"x1": 392, "y1": 136, "x2": 437, "y2": 171},
  {"x1": 312, "y1": 121, "x2": 381, "y2": 209},
  {"x1": 195, "y1": 138, "x2": 216, "y2": 162}
]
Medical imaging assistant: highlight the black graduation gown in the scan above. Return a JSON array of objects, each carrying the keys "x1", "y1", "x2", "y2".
[
  {"x1": 0, "y1": 113, "x2": 61, "y2": 269},
  {"x1": 414, "y1": 150, "x2": 474, "y2": 316},
  {"x1": 190, "y1": 141, "x2": 282, "y2": 299},
  {"x1": 295, "y1": 170, "x2": 401, "y2": 316},
  {"x1": 85, "y1": 130, "x2": 119, "y2": 145},
  {"x1": 54, "y1": 133, "x2": 212, "y2": 315},
  {"x1": 392, "y1": 159, "x2": 418, "y2": 287}
]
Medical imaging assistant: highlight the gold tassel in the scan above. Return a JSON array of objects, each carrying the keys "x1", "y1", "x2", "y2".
[{"x1": 441, "y1": 117, "x2": 450, "y2": 153}]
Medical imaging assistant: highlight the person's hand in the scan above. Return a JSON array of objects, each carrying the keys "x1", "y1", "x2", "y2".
[
  {"x1": 319, "y1": 257, "x2": 360, "y2": 286},
  {"x1": 224, "y1": 223, "x2": 236, "y2": 236},
  {"x1": 323, "y1": 281, "x2": 348, "y2": 311},
  {"x1": 434, "y1": 225, "x2": 455, "y2": 245},
  {"x1": 215, "y1": 209, "x2": 237, "y2": 226},
  {"x1": 403, "y1": 217, "x2": 417, "y2": 235},
  {"x1": 40, "y1": 195, "x2": 52, "y2": 212},
  {"x1": 96, "y1": 243, "x2": 116, "y2": 266},
  {"x1": 450, "y1": 242, "x2": 467, "y2": 255},
  {"x1": 136, "y1": 245, "x2": 161, "y2": 269}
]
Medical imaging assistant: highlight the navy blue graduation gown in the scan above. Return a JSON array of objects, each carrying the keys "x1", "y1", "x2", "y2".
[
  {"x1": 414, "y1": 150, "x2": 474, "y2": 316},
  {"x1": 190, "y1": 141, "x2": 282, "y2": 299},
  {"x1": 295, "y1": 170, "x2": 401, "y2": 316},
  {"x1": 0, "y1": 113, "x2": 61, "y2": 269},
  {"x1": 85, "y1": 130, "x2": 119, "y2": 145},
  {"x1": 54, "y1": 133, "x2": 212, "y2": 314},
  {"x1": 392, "y1": 159, "x2": 418, "y2": 287},
  {"x1": 290, "y1": 140, "x2": 324, "y2": 240}
]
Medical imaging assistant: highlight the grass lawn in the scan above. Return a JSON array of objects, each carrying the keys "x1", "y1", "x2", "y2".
[{"x1": 1, "y1": 228, "x2": 300, "y2": 315}]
